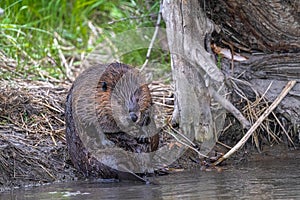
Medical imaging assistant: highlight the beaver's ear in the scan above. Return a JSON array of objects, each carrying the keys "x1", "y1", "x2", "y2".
[{"x1": 101, "y1": 82, "x2": 107, "y2": 91}]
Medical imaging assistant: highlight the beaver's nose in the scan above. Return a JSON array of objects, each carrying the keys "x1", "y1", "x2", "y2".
[{"x1": 130, "y1": 112, "x2": 138, "y2": 122}]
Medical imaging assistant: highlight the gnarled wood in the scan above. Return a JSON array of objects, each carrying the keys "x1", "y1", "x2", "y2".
[
  {"x1": 162, "y1": 0, "x2": 227, "y2": 154},
  {"x1": 206, "y1": 0, "x2": 300, "y2": 52}
]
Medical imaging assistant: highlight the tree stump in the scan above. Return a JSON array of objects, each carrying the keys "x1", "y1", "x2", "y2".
[{"x1": 161, "y1": 0, "x2": 300, "y2": 155}]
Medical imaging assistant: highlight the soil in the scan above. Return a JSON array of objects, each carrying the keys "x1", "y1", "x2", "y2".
[{"x1": 0, "y1": 79, "x2": 83, "y2": 192}]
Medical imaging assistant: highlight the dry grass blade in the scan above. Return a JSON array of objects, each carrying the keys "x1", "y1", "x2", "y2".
[
  {"x1": 54, "y1": 33, "x2": 72, "y2": 81},
  {"x1": 140, "y1": 0, "x2": 163, "y2": 72},
  {"x1": 271, "y1": 112, "x2": 295, "y2": 147}
]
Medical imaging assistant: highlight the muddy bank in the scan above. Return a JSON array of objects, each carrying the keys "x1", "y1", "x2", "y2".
[
  {"x1": 0, "y1": 80, "x2": 82, "y2": 191},
  {"x1": 0, "y1": 79, "x2": 299, "y2": 191}
]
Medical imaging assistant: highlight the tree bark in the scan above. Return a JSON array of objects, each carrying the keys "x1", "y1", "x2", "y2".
[
  {"x1": 162, "y1": 0, "x2": 227, "y2": 154},
  {"x1": 206, "y1": 0, "x2": 300, "y2": 52}
]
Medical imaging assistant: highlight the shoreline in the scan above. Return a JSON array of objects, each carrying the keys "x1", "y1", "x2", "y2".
[{"x1": 1, "y1": 79, "x2": 298, "y2": 191}]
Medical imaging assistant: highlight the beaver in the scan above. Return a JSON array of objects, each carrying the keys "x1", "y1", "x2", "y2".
[{"x1": 65, "y1": 62, "x2": 159, "y2": 179}]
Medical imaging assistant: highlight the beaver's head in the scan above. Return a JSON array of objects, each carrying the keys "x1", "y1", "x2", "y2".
[{"x1": 96, "y1": 63, "x2": 153, "y2": 133}]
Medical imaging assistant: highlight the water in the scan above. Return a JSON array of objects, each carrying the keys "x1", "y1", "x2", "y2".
[{"x1": 2, "y1": 158, "x2": 300, "y2": 200}]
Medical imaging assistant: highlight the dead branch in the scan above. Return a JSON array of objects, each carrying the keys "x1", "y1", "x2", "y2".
[{"x1": 209, "y1": 86, "x2": 251, "y2": 129}]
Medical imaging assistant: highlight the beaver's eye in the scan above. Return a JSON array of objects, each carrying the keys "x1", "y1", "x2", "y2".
[
  {"x1": 101, "y1": 82, "x2": 107, "y2": 91},
  {"x1": 129, "y1": 112, "x2": 138, "y2": 122}
]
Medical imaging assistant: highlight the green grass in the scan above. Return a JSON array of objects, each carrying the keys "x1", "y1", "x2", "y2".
[{"x1": 0, "y1": 0, "x2": 169, "y2": 81}]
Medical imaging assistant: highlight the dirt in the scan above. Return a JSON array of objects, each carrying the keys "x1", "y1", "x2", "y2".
[{"x1": 0, "y1": 79, "x2": 84, "y2": 192}]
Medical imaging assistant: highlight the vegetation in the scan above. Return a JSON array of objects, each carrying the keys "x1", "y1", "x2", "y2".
[{"x1": 0, "y1": 0, "x2": 169, "y2": 81}]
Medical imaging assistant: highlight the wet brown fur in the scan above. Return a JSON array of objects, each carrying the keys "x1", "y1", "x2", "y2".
[
  {"x1": 95, "y1": 63, "x2": 132, "y2": 132},
  {"x1": 65, "y1": 63, "x2": 158, "y2": 178},
  {"x1": 94, "y1": 63, "x2": 158, "y2": 152}
]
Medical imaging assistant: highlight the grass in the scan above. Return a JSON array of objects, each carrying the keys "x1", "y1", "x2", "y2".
[{"x1": 0, "y1": 0, "x2": 170, "y2": 81}]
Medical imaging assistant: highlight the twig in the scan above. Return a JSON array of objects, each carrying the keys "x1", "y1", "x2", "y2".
[
  {"x1": 167, "y1": 125, "x2": 208, "y2": 158},
  {"x1": 216, "y1": 141, "x2": 232, "y2": 149},
  {"x1": 169, "y1": 125, "x2": 196, "y2": 147},
  {"x1": 153, "y1": 101, "x2": 174, "y2": 108},
  {"x1": 53, "y1": 32, "x2": 73, "y2": 81},
  {"x1": 140, "y1": 1, "x2": 162, "y2": 72},
  {"x1": 41, "y1": 113, "x2": 57, "y2": 146},
  {"x1": 208, "y1": 86, "x2": 251, "y2": 129},
  {"x1": 35, "y1": 101, "x2": 62, "y2": 113},
  {"x1": 167, "y1": 132, "x2": 208, "y2": 158},
  {"x1": 0, "y1": 116, "x2": 35, "y2": 134},
  {"x1": 271, "y1": 112, "x2": 295, "y2": 147},
  {"x1": 214, "y1": 80, "x2": 297, "y2": 165},
  {"x1": 38, "y1": 164, "x2": 56, "y2": 180},
  {"x1": 108, "y1": 14, "x2": 157, "y2": 25}
]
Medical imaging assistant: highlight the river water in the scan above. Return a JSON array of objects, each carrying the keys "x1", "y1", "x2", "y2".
[{"x1": 2, "y1": 158, "x2": 300, "y2": 199}]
